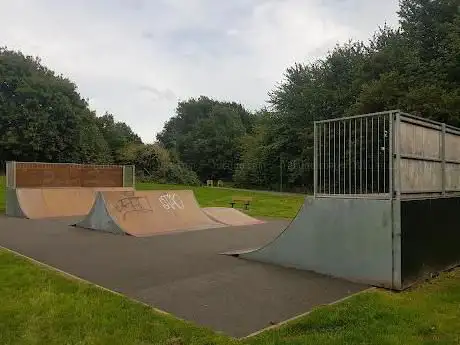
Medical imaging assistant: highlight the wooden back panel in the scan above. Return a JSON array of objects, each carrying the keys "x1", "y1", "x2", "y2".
[{"x1": 14, "y1": 162, "x2": 124, "y2": 188}]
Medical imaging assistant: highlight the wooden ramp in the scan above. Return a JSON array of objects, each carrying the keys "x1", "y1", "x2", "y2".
[
  {"x1": 75, "y1": 190, "x2": 225, "y2": 237},
  {"x1": 202, "y1": 207, "x2": 265, "y2": 226},
  {"x1": 6, "y1": 187, "x2": 133, "y2": 219}
]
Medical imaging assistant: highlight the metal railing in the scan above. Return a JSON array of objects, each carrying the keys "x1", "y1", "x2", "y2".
[
  {"x1": 314, "y1": 110, "x2": 460, "y2": 199},
  {"x1": 314, "y1": 110, "x2": 395, "y2": 199}
]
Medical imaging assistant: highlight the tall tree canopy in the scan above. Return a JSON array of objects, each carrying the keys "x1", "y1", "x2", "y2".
[
  {"x1": 156, "y1": 96, "x2": 255, "y2": 182},
  {"x1": 0, "y1": 48, "x2": 141, "y2": 165},
  {"x1": 234, "y1": 0, "x2": 460, "y2": 191}
]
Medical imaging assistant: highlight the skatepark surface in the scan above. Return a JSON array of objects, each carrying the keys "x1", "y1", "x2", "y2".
[{"x1": 0, "y1": 215, "x2": 368, "y2": 337}]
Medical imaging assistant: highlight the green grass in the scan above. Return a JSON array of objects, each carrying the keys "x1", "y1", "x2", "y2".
[
  {"x1": 0, "y1": 249, "x2": 459, "y2": 345},
  {"x1": 136, "y1": 182, "x2": 304, "y2": 219}
]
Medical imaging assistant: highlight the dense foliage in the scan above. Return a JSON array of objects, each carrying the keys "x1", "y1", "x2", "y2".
[
  {"x1": 234, "y1": 0, "x2": 460, "y2": 191},
  {"x1": 0, "y1": 48, "x2": 197, "y2": 183},
  {"x1": 156, "y1": 96, "x2": 255, "y2": 182},
  {"x1": 1, "y1": 0, "x2": 458, "y2": 190}
]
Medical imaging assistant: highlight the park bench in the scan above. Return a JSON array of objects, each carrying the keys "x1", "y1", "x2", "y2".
[{"x1": 230, "y1": 196, "x2": 253, "y2": 210}]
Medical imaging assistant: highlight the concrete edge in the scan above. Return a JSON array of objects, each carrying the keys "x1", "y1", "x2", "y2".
[{"x1": 241, "y1": 286, "x2": 377, "y2": 339}]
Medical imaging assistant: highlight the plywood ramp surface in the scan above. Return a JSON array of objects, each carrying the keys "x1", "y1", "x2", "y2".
[
  {"x1": 13, "y1": 187, "x2": 133, "y2": 219},
  {"x1": 78, "y1": 190, "x2": 225, "y2": 237},
  {"x1": 202, "y1": 207, "x2": 265, "y2": 226}
]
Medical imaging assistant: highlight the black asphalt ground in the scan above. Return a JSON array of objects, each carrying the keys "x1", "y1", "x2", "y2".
[{"x1": 0, "y1": 215, "x2": 368, "y2": 338}]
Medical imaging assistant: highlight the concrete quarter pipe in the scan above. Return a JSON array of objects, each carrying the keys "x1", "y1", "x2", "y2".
[
  {"x1": 75, "y1": 190, "x2": 226, "y2": 237},
  {"x1": 225, "y1": 196, "x2": 396, "y2": 289},
  {"x1": 6, "y1": 187, "x2": 133, "y2": 219}
]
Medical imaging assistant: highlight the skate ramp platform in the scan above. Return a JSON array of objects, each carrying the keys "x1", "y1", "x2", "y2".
[
  {"x1": 202, "y1": 207, "x2": 265, "y2": 226},
  {"x1": 224, "y1": 196, "x2": 397, "y2": 289},
  {"x1": 75, "y1": 190, "x2": 226, "y2": 237},
  {"x1": 5, "y1": 187, "x2": 134, "y2": 219}
]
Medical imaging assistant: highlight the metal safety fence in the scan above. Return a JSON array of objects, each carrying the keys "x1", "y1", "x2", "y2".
[{"x1": 314, "y1": 110, "x2": 460, "y2": 199}]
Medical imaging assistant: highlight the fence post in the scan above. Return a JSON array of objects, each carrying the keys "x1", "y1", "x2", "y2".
[
  {"x1": 388, "y1": 113, "x2": 394, "y2": 199},
  {"x1": 441, "y1": 123, "x2": 446, "y2": 195},
  {"x1": 394, "y1": 112, "x2": 402, "y2": 199},
  {"x1": 132, "y1": 165, "x2": 136, "y2": 188},
  {"x1": 313, "y1": 122, "x2": 318, "y2": 197},
  {"x1": 122, "y1": 165, "x2": 126, "y2": 187}
]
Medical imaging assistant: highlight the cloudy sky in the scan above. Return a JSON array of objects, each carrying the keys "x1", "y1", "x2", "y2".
[{"x1": 1, "y1": 0, "x2": 400, "y2": 142}]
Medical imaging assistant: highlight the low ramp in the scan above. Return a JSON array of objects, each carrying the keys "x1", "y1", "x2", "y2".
[
  {"x1": 75, "y1": 190, "x2": 225, "y2": 237},
  {"x1": 202, "y1": 207, "x2": 265, "y2": 226},
  {"x1": 224, "y1": 197, "x2": 396, "y2": 289},
  {"x1": 6, "y1": 187, "x2": 133, "y2": 219}
]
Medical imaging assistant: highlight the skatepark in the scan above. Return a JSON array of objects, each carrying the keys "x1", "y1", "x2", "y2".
[{"x1": 1, "y1": 110, "x2": 460, "y2": 337}]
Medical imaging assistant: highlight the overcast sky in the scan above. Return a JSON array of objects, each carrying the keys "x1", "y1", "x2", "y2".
[{"x1": 1, "y1": 0, "x2": 400, "y2": 142}]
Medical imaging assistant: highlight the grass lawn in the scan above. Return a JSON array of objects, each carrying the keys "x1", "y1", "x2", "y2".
[
  {"x1": 1, "y1": 176, "x2": 460, "y2": 344},
  {"x1": 0, "y1": 249, "x2": 459, "y2": 345},
  {"x1": 136, "y1": 182, "x2": 304, "y2": 219}
]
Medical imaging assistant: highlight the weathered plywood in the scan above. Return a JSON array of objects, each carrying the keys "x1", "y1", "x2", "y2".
[
  {"x1": 445, "y1": 132, "x2": 460, "y2": 162},
  {"x1": 445, "y1": 163, "x2": 460, "y2": 191},
  {"x1": 399, "y1": 121, "x2": 441, "y2": 159},
  {"x1": 15, "y1": 162, "x2": 123, "y2": 188},
  {"x1": 399, "y1": 159, "x2": 442, "y2": 193}
]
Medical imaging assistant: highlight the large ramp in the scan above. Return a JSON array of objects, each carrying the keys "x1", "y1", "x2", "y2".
[
  {"x1": 225, "y1": 197, "x2": 396, "y2": 289},
  {"x1": 6, "y1": 187, "x2": 133, "y2": 219},
  {"x1": 75, "y1": 190, "x2": 225, "y2": 237},
  {"x1": 202, "y1": 207, "x2": 265, "y2": 226}
]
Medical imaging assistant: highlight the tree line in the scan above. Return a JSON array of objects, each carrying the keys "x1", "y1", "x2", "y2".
[{"x1": 1, "y1": 0, "x2": 459, "y2": 190}]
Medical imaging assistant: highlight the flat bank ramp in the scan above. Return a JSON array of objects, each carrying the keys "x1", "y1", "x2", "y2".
[
  {"x1": 75, "y1": 190, "x2": 225, "y2": 237},
  {"x1": 225, "y1": 197, "x2": 396, "y2": 288},
  {"x1": 6, "y1": 187, "x2": 133, "y2": 219},
  {"x1": 202, "y1": 207, "x2": 265, "y2": 226}
]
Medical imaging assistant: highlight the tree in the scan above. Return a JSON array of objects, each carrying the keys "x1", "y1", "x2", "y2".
[{"x1": 157, "y1": 96, "x2": 254, "y2": 181}]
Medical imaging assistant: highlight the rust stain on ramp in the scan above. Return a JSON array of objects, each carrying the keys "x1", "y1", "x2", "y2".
[
  {"x1": 6, "y1": 187, "x2": 133, "y2": 219},
  {"x1": 75, "y1": 190, "x2": 225, "y2": 237},
  {"x1": 202, "y1": 207, "x2": 265, "y2": 226}
]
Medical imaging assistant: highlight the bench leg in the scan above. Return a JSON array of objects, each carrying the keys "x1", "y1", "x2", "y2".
[
  {"x1": 230, "y1": 202, "x2": 235, "y2": 208},
  {"x1": 244, "y1": 203, "x2": 249, "y2": 210}
]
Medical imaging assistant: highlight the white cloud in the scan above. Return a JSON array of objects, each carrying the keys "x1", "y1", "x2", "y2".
[{"x1": 0, "y1": 0, "x2": 400, "y2": 143}]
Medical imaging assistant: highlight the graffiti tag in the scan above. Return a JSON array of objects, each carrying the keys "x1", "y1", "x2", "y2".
[
  {"x1": 158, "y1": 193, "x2": 184, "y2": 211},
  {"x1": 113, "y1": 196, "x2": 153, "y2": 220}
]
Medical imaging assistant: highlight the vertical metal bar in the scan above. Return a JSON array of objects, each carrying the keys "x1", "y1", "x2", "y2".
[
  {"x1": 354, "y1": 119, "x2": 357, "y2": 194},
  {"x1": 348, "y1": 119, "x2": 351, "y2": 194},
  {"x1": 316, "y1": 123, "x2": 323, "y2": 194},
  {"x1": 389, "y1": 113, "x2": 394, "y2": 199},
  {"x1": 338, "y1": 122, "x2": 341, "y2": 194},
  {"x1": 122, "y1": 165, "x2": 126, "y2": 187},
  {"x1": 395, "y1": 113, "x2": 402, "y2": 198},
  {"x1": 333, "y1": 122, "x2": 336, "y2": 194},
  {"x1": 132, "y1": 165, "x2": 136, "y2": 188},
  {"x1": 342, "y1": 121, "x2": 347, "y2": 194},
  {"x1": 365, "y1": 117, "x2": 368, "y2": 193},
  {"x1": 323, "y1": 123, "x2": 326, "y2": 193},
  {"x1": 328, "y1": 122, "x2": 331, "y2": 194},
  {"x1": 314, "y1": 122, "x2": 318, "y2": 197},
  {"x1": 5, "y1": 161, "x2": 10, "y2": 188},
  {"x1": 383, "y1": 115, "x2": 387, "y2": 193},
  {"x1": 441, "y1": 123, "x2": 446, "y2": 195},
  {"x1": 378, "y1": 116, "x2": 380, "y2": 194},
  {"x1": 371, "y1": 117, "x2": 374, "y2": 193},
  {"x1": 360, "y1": 118, "x2": 363, "y2": 194}
]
